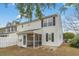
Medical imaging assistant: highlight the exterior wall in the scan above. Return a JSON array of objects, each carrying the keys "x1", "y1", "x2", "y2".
[
  {"x1": 0, "y1": 38, "x2": 16, "y2": 48},
  {"x1": 17, "y1": 20, "x2": 41, "y2": 32},
  {"x1": 17, "y1": 14, "x2": 63, "y2": 47},
  {"x1": 0, "y1": 14, "x2": 63, "y2": 48},
  {"x1": 42, "y1": 15, "x2": 63, "y2": 46},
  {"x1": 0, "y1": 33, "x2": 18, "y2": 48},
  {"x1": 8, "y1": 33, "x2": 18, "y2": 45}
]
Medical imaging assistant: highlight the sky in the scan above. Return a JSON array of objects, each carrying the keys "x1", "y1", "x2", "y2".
[
  {"x1": 0, "y1": 3, "x2": 62, "y2": 27},
  {"x1": 0, "y1": 4, "x2": 19, "y2": 27},
  {"x1": 0, "y1": 3, "x2": 75, "y2": 32}
]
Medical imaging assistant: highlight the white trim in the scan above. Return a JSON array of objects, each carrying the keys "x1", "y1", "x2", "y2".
[{"x1": 26, "y1": 34, "x2": 27, "y2": 47}]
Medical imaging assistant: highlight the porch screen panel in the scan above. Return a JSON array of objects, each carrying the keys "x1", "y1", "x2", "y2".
[
  {"x1": 27, "y1": 34, "x2": 33, "y2": 47},
  {"x1": 38, "y1": 34, "x2": 42, "y2": 46},
  {"x1": 35, "y1": 34, "x2": 38, "y2": 47}
]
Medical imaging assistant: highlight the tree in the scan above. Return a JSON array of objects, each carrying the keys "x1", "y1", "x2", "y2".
[
  {"x1": 15, "y1": 3, "x2": 55, "y2": 22},
  {"x1": 3, "y1": 3, "x2": 56, "y2": 22},
  {"x1": 63, "y1": 14, "x2": 79, "y2": 33},
  {"x1": 60, "y1": 3, "x2": 79, "y2": 14},
  {"x1": 60, "y1": 3, "x2": 79, "y2": 33},
  {"x1": 63, "y1": 32, "x2": 75, "y2": 43}
]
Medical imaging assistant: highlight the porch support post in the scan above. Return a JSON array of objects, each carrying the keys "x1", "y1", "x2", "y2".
[
  {"x1": 33, "y1": 33, "x2": 35, "y2": 48},
  {"x1": 10, "y1": 27, "x2": 12, "y2": 32},
  {"x1": 26, "y1": 34, "x2": 27, "y2": 47},
  {"x1": 17, "y1": 34, "x2": 19, "y2": 46},
  {"x1": 38, "y1": 34, "x2": 39, "y2": 47}
]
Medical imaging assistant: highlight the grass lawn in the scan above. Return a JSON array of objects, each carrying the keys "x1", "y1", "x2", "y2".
[{"x1": 0, "y1": 43, "x2": 79, "y2": 56}]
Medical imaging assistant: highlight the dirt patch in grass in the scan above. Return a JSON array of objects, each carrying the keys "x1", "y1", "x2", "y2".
[
  {"x1": 54, "y1": 43, "x2": 79, "y2": 56},
  {"x1": 0, "y1": 44, "x2": 79, "y2": 56},
  {"x1": 0, "y1": 46, "x2": 54, "y2": 56}
]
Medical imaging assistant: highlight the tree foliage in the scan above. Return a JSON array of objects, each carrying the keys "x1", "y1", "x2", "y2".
[
  {"x1": 69, "y1": 35, "x2": 79, "y2": 48},
  {"x1": 63, "y1": 32, "x2": 75, "y2": 43},
  {"x1": 63, "y1": 32, "x2": 75, "y2": 39},
  {"x1": 15, "y1": 3, "x2": 55, "y2": 22}
]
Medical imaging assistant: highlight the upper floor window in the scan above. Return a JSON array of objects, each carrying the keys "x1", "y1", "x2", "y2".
[
  {"x1": 11, "y1": 27, "x2": 14, "y2": 32},
  {"x1": 8, "y1": 28, "x2": 10, "y2": 32},
  {"x1": 43, "y1": 19, "x2": 47, "y2": 27},
  {"x1": 15, "y1": 26, "x2": 17, "y2": 31},
  {"x1": 43, "y1": 23, "x2": 47, "y2": 27},
  {"x1": 22, "y1": 24, "x2": 24, "y2": 28},
  {"x1": 0, "y1": 35, "x2": 7, "y2": 37},
  {"x1": 48, "y1": 18, "x2": 53, "y2": 26},
  {"x1": 42, "y1": 16, "x2": 56, "y2": 27}
]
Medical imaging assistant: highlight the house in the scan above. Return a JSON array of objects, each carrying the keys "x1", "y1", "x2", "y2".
[{"x1": 0, "y1": 14, "x2": 63, "y2": 48}]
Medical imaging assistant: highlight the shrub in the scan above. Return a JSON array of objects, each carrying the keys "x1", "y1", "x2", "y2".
[
  {"x1": 63, "y1": 32, "x2": 75, "y2": 43},
  {"x1": 69, "y1": 35, "x2": 79, "y2": 48}
]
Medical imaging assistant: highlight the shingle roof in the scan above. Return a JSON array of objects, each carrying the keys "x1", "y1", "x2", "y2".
[{"x1": 0, "y1": 14, "x2": 58, "y2": 29}]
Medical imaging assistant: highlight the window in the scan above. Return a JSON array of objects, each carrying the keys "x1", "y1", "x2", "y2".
[
  {"x1": 11, "y1": 27, "x2": 14, "y2": 32},
  {"x1": 48, "y1": 22, "x2": 53, "y2": 26},
  {"x1": 43, "y1": 19, "x2": 47, "y2": 27},
  {"x1": 0, "y1": 34, "x2": 7, "y2": 37},
  {"x1": 8, "y1": 28, "x2": 10, "y2": 32},
  {"x1": 48, "y1": 34, "x2": 51, "y2": 40},
  {"x1": 53, "y1": 17, "x2": 55, "y2": 26},
  {"x1": 43, "y1": 17, "x2": 56, "y2": 27},
  {"x1": 15, "y1": 26, "x2": 17, "y2": 31},
  {"x1": 46, "y1": 33, "x2": 54, "y2": 42},
  {"x1": 48, "y1": 18, "x2": 53, "y2": 26},
  {"x1": 22, "y1": 24, "x2": 24, "y2": 28},
  {"x1": 52, "y1": 33, "x2": 54, "y2": 42},
  {"x1": 43, "y1": 23, "x2": 47, "y2": 27},
  {"x1": 46, "y1": 33, "x2": 48, "y2": 42}
]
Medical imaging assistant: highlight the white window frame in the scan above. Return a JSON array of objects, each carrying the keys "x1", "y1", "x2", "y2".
[{"x1": 43, "y1": 19, "x2": 47, "y2": 27}]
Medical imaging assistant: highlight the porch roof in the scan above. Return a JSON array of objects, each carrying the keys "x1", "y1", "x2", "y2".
[{"x1": 17, "y1": 28, "x2": 41, "y2": 34}]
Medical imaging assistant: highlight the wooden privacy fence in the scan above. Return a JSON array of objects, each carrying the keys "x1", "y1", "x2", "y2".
[{"x1": 0, "y1": 37, "x2": 17, "y2": 48}]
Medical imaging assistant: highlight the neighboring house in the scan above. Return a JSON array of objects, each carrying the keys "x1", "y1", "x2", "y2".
[{"x1": 0, "y1": 14, "x2": 63, "y2": 48}]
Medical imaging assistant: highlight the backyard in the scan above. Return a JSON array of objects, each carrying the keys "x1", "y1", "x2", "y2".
[{"x1": 0, "y1": 43, "x2": 79, "y2": 56}]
